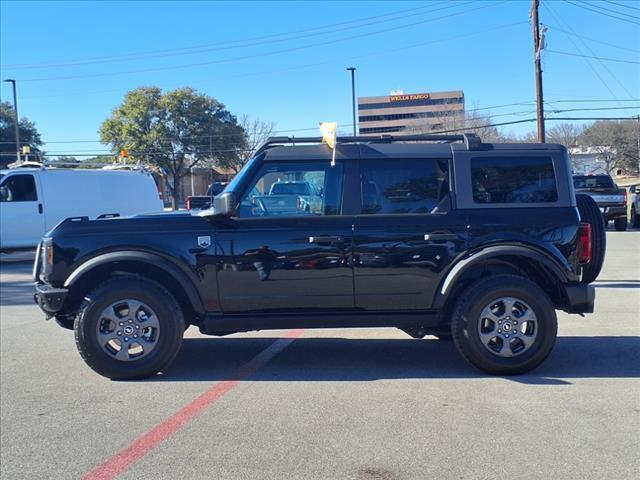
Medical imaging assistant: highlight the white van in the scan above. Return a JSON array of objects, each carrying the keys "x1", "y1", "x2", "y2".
[{"x1": 0, "y1": 167, "x2": 164, "y2": 251}]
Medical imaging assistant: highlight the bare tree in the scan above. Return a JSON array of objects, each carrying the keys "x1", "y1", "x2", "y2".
[
  {"x1": 546, "y1": 122, "x2": 584, "y2": 148},
  {"x1": 581, "y1": 120, "x2": 639, "y2": 175},
  {"x1": 407, "y1": 110, "x2": 515, "y2": 143},
  {"x1": 220, "y1": 115, "x2": 276, "y2": 174}
]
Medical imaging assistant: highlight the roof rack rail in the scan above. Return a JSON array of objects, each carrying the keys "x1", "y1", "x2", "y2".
[{"x1": 256, "y1": 133, "x2": 482, "y2": 154}]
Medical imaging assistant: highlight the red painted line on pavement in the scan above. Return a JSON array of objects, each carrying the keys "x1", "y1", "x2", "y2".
[{"x1": 83, "y1": 329, "x2": 305, "y2": 480}]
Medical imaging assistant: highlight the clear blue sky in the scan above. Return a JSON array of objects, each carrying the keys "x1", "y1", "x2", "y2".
[{"x1": 1, "y1": 0, "x2": 639, "y2": 157}]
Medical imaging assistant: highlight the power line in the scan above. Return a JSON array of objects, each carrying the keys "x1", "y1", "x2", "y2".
[
  {"x1": 544, "y1": 23, "x2": 640, "y2": 54},
  {"x1": 545, "y1": 98, "x2": 640, "y2": 103},
  {"x1": 582, "y1": 0, "x2": 640, "y2": 19},
  {"x1": 2, "y1": 2, "x2": 459, "y2": 71},
  {"x1": 548, "y1": 106, "x2": 640, "y2": 113},
  {"x1": 17, "y1": 1, "x2": 506, "y2": 83},
  {"x1": 543, "y1": 2, "x2": 626, "y2": 102},
  {"x1": 565, "y1": 0, "x2": 640, "y2": 25},
  {"x1": 544, "y1": 3, "x2": 637, "y2": 100},
  {"x1": 3, "y1": 102, "x2": 638, "y2": 146},
  {"x1": 603, "y1": 0, "x2": 640, "y2": 12},
  {"x1": 19, "y1": 21, "x2": 526, "y2": 100},
  {"x1": 547, "y1": 50, "x2": 640, "y2": 65},
  {"x1": 34, "y1": 116, "x2": 640, "y2": 155},
  {"x1": 1, "y1": 2, "x2": 449, "y2": 70}
]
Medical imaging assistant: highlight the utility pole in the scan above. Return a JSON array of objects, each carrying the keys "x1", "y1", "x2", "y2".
[
  {"x1": 347, "y1": 67, "x2": 357, "y2": 136},
  {"x1": 532, "y1": 0, "x2": 545, "y2": 143},
  {"x1": 3, "y1": 79, "x2": 21, "y2": 162}
]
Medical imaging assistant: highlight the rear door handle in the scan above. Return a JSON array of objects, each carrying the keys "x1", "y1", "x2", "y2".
[
  {"x1": 309, "y1": 235, "x2": 343, "y2": 244},
  {"x1": 424, "y1": 233, "x2": 457, "y2": 241},
  {"x1": 38, "y1": 203, "x2": 43, "y2": 214}
]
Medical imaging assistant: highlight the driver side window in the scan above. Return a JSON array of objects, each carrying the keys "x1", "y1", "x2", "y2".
[
  {"x1": 239, "y1": 162, "x2": 342, "y2": 218},
  {"x1": 0, "y1": 174, "x2": 37, "y2": 202}
]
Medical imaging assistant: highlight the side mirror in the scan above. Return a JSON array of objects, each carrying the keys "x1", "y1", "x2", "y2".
[{"x1": 213, "y1": 192, "x2": 237, "y2": 217}]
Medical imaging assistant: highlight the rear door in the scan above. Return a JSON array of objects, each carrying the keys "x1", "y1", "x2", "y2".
[
  {"x1": 216, "y1": 158, "x2": 356, "y2": 313},
  {"x1": 352, "y1": 153, "x2": 467, "y2": 310},
  {"x1": 0, "y1": 172, "x2": 45, "y2": 248}
]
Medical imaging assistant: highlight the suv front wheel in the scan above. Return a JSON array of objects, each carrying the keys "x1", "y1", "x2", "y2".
[
  {"x1": 74, "y1": 276, "x2": 184, "y2": 380},
  {"x1": 451, "y1": 275, "x2": 557, "y2": 375}
]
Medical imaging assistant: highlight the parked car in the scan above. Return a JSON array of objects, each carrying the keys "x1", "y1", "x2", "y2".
[
  {"x1": 34, "y1": 134, "x2": 599, "y2": 380},
  {"x1": 185, "y1": 181, "x2": 228, "y2": 210},
  {"x1": 629, "y1": 184, "x2": 640, "y2": 227},
  {"x1": 248, "y1": 181, "x2": 323, "y2": 216},
  {"x1": 0, "y1": 167, "x2": 163, "y2": 252},
  {"x1": 572, "y1": 174, "x2": 628, "y2": 231}
]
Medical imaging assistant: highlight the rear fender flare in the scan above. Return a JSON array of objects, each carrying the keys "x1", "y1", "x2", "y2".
[
  {"x1": 64, "y1": 251, "x2": 205, "y2": 314},
  {"x1": 433, "y1": 245, "x2": 570, "y2": 309}
]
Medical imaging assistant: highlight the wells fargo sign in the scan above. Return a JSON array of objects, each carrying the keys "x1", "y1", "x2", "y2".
[{"x1": 389, "y1": 93, "x2": 431, "y2": 102}]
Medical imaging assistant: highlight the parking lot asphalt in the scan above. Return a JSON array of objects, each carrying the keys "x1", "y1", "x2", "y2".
[{"x1": 1, "y1": 231, "x2": 639, "y2": 480}]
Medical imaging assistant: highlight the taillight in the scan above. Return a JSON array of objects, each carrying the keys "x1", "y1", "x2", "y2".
[
  {"x1": 186, "y1": 197, "x2": 191, "y2": 210},
  {"x1": 577, "y1": 222, "x2": 592, "y2": 265}
]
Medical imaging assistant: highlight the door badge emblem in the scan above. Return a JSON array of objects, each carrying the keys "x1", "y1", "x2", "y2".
[{"x1": 197, "y1": 236, "x2": 211, "y2": 248}]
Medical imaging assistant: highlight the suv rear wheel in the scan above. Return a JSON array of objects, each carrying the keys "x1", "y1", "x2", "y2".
[
  {"x1": 74, "y1": 276, "x2": 184, "y2": 380},
  {"x1": 451, "y1": 275, "x2": 557, "y2": 375}
]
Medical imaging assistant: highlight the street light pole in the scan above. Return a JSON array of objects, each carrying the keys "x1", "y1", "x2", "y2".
[
  {"x1": 3, "y1": 79, "x2": 21, "y2": 163},
  {"x1": 347, "y1": 67, "x2": 357, "y2": 136}
]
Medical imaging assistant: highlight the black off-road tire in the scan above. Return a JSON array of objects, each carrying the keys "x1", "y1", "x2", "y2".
[
  {"x1": 632, "y1": 205, "x2": 639, "y2": 228},
  {"x1": 451, "y1": 275, "x2": 557, "y2": 375},
  {"x1": 74, "y1": 276, "x2": 184, "y2": 380},
  {"x1": 576, "y1": 193, "x2": 606, "y2": 284},
  {"x1": 614, "y1": 216, "x2": 628, "y2": 231}
]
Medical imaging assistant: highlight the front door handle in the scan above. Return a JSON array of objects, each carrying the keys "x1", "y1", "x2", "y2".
[
  {"x1": 309, "y1": 235, "x2": 343, "y2": 244},
  {"x1": 424, "y1": 233, "x2": 457, "y2": 241},
  {"x1": 38, "y1": 203, "x2": 43, "y2": 214}
]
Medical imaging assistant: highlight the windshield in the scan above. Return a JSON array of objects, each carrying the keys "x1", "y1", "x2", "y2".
[{"x1": 573, "y1": 176, "x2": 614, "y2": 189}]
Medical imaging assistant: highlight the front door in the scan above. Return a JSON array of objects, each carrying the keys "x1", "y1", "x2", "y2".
[
  {"x1": 216, "y1": 159, "x2": 354, "y2": 313},
  {"x1": 0, "y1": 173, "x2": 45, "y2": 249},
  {"x1": 353, "y1": 157, "x2": 467, "y2": 310}
]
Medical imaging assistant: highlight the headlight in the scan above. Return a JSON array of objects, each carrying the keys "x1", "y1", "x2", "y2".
[{"x1": 40, "y1": 239, "x2": 53, "y2": 280}]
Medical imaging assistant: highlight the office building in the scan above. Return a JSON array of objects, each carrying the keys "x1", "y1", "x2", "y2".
[{"x1": 358, "y1": 89, "x2": 465, "y2": 135}]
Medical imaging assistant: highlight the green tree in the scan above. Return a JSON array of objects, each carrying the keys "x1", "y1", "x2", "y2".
[
  {"x1": 0, "y1": 101, "x2": 44, "y2": 168},
  {"x1": 99, "y1": 87, "x2": 247, "y2": 209}
]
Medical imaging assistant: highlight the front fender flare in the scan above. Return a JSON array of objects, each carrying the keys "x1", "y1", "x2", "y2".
[{"x1": 63, "y1": 251, "x2": 205, "y2": 314}]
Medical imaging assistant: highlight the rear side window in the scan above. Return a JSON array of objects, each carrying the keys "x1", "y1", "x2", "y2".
[
  {"x1": 471, "y1": 156, "x2": 557, "y2": 204},
  {"x1": 0, "y1": 174, "x2": 37, "y2": 202},
  {"x1": 360, "y1": 158, "x2": 449, "y2": 214}
]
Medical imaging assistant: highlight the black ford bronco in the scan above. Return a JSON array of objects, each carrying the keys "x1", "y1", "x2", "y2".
[{"x1": 34, "y1": 134, "x2": 602, "y2": 380}]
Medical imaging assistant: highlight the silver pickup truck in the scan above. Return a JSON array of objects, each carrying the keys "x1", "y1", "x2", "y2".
[{"x1": 573, "y1": 175, "x2": 628, "y2": 231}]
